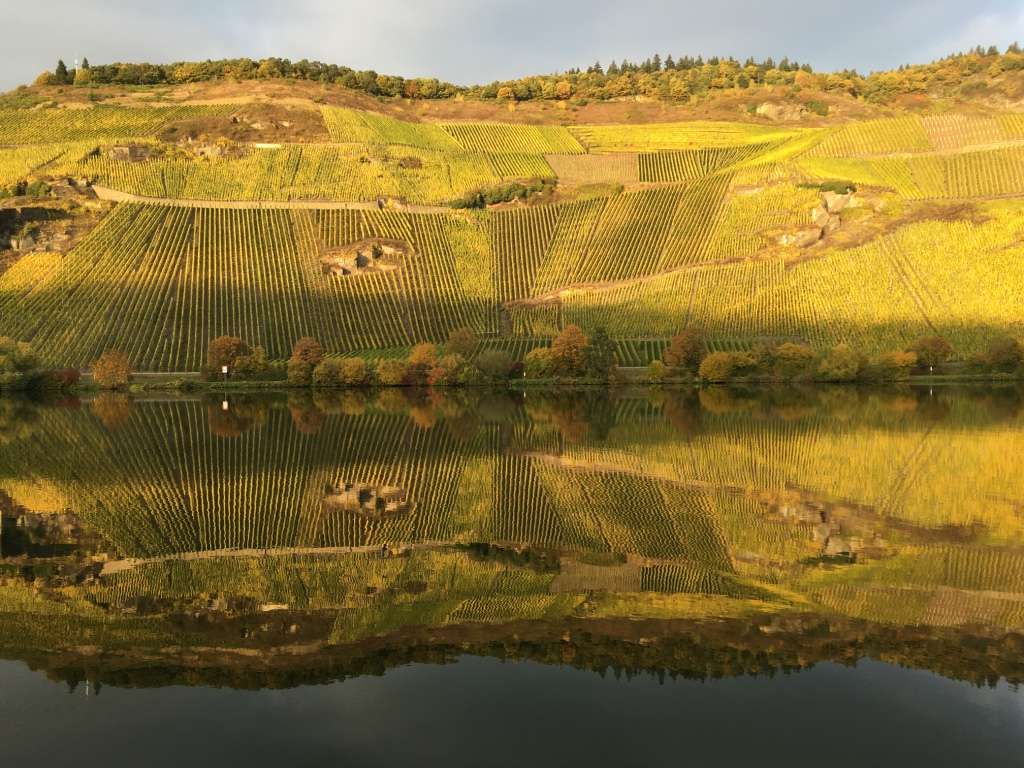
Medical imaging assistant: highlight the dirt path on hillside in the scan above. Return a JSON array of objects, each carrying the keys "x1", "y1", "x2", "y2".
[{"x1": 91, "y1": 185, "x2": 452, "y2": 214}]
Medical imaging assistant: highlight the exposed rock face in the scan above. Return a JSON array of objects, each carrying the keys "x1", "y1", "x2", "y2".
[
  {"x1": 778, "y1": 226, "x2": 823, "y2": 248},
  {"x1": 755, "y1": 102, "x2": 807, "y2": 121},
  {"x1": 323, "y1": 482, "x2": 410, "y2": 519},
  {"x1": 320, "y1": 238, "x2": 412, "y2": 277},
  {"x1": 823, "y1": 191, "x2": 853, "y2": 213}
]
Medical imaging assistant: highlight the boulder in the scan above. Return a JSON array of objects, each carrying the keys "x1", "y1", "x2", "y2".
[
  {"x1": 778, "y1": 226, "x2": 823, "y2": 248},
  {"x1": 823, "y1": 191, "x2": 853, "y2": 213},
  {"x1": 810, "y1": 206, "x2": 831, "y2": 227}
]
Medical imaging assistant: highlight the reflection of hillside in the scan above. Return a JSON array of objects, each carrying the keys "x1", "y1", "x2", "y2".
[{"x1": 2, "y1": 388, "x2": 1024, "y2": 685}]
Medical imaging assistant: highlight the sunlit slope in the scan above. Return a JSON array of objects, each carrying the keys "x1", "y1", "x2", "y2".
[{"x1": 4, "y1": 104, "x2": 1024, "y2": 363}]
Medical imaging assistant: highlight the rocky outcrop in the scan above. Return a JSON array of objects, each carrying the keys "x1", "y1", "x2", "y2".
[{"x1": 320, "y1": 237, "x2": 412, "y2": 277}]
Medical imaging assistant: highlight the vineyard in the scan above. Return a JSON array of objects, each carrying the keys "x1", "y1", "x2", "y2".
[
  {"x1": 70, "y1": 143, "x2": 552, "y2": 205},
  {"x1": 799, "y1": 145, "x2": 1024, "y2": 199},
  {"x1": 2, "y1": 100, "x2": 1024, "y2": 365},
  {"x1": 0, "y1": 105, "x2": 236, "y2": 144},
  {"x1": 552, "y1": 205, "x2": 1024, "y2": 354},
  {"x1": 570, "y1": 121, "x2": 802, "y2": 152}
]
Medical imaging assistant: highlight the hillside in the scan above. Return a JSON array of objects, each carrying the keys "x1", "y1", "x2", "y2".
[{"x1": 2, "y1": 58, "x2": 1024, "y2": 369}]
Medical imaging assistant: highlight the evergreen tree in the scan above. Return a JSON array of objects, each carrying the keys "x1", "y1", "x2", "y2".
[
  {"x1": 1008, "y1": 42, "x2": 1022, "y2": 54},
  {"x1": 55, "y1": 59, "x2": 68, "y2": 83},
  {"x1": 652, "y1": 53, "x2": 662, "y2": 71},
  {"x1": 607, "y1": 60, "x2": 619, "y2": 75},
  {"x1": 664, "y1": 54, "x2": 675, "y2": 69},
  {"x1": 81, "y1": 57, "x2": 90, "y2": 70}
]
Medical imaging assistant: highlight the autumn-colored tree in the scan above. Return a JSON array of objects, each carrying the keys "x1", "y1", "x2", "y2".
[
  {"x1": 207, "y1": 336, "x2": 250, "y2": 369},
  {"x1": 290, "y1": 337, "x2": 324, "y2": 365},
  {"x1": 445, "y1": 326, "x2": 478, "y2": 357},
  {"x1": 551, "y1": 325, "x2": 589, "y2": 376},
  {"x1": 92, "y1": 350, "x2": 132, "y2": 389},
  {"x1": 908, "y1": 336, "x2": 953, "y2": 369},
  {"x1": 663, "y1": 328, "x2": 706, "y2": 370},
  {"x1": 376, "y1": 358, "x2": 409, "y2": 386}
]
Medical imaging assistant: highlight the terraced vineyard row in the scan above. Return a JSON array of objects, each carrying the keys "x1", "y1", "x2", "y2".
[
  {"x1": 441, "y1": 122, "x2": 585, "y2": 154},
  {"x1": 807, "y1": 113, "x2": 1024, "y2": 158},
  {"x1": 321, "y1": 106, "x2": 461, "y2": 151},
  {"x1": 551, "y1": 210, "x2": 1024, "y2": 355},
  {"x1": 74, "y1": 144, "x2": 544, "y2": 204},
  {"x1": 800, "y1": 146, "x2": 1024, "y2": 199},
  {"x1": 544, "y1": 152, "x2": 639, "y2": 185},
  {"x1": 0, "y1": 145, "x2": 72, "y2": 186},
  {"x1": 638, "y1": 141, "x2": 781, "y2": 183},
  {"x1": 0, "y1": 105, "x2": 236, "y2": 144},
  {"x1": 0, "y1": 203, "x2": 499, "y2": 368},
  {"x1": 571, "y1": 121, "x2": 801, "y2": 152}
]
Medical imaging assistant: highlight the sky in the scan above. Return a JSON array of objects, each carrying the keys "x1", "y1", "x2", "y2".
[{"x1": 3, "y1": 0, "x2": 1024, "y2": 91}]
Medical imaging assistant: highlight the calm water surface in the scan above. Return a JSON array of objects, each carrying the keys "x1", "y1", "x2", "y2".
[{"x1": 1, "y1": 385, "x2": 1023, "y2": 766}]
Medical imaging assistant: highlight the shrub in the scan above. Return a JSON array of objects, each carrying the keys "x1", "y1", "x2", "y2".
[
  {"x1": 290, "y1": 337, "x2": 324, "y2": 366},
  {"x1": 984, "y1": 335, "x2": 1023, "y2": 372},
  {"x1": 663, "y1": 328, "x2": 705, "y2": 370},
  {"x1": 908, "y1": 336, "x2": 953, "y2": 370},
  {"x1": 232, "y1": 346, "x2": 269, "y2": 377},
  {"x1": 698, "y1": 351, "x2": 754, "y2": 382},
  {"x1": 551, "y1": 325, "x2": 589, "y2": 376},
  {"x1": 312, "y1": 359, "x2": 344, "y2": 388},
  {"x1": 647, "y1": 359, "x2": 668, "y2": 383},
  {"x1": 805, "y1": 99, "x2": 829, "y2": 116},
  {"x1": 770, "y1": 342, "x2": 816, "y2": 380},
  {"x1": 208, "y1": 336, "x2": 250, "y2": 369},
  {"x1": 40, "y1": 368, "x2": 81, "y2": 390},
  {"x1": 286, "y1": 359, "x2": 314, "y2": 387},
  {"x1": 869, "y1": 350, "x2": 918, "y2": 381},
  {"x1": 524, "y1": 348, "x2": 556, "y2": 379},
  {"x1": 92, "y1": 350, "x2": 131, "y2": 389},
  {"x1": 428, "y1": 354, "x2": 479, "y2": 387},
  {"x1": 817, "y1": 343, "x2": 864, "y2": 382},
  {"x1": 0, "y1": 336, "x2": 40, "y2": 373},
  {"x1": 376, "y1": 358, "x2": 409, "y2": 386},
  {"x1": 406, "y1": 342, "x2": 438, "y2": 383},
  {"x1": 338, "y1": 357, "x2": 369, "y2": 386},
  {"x1": 446, "y1": 326, "x2": 478, "y2": 357},
  {"x1": 475, "y1": 349, "x2": 515, "y2": 381}
]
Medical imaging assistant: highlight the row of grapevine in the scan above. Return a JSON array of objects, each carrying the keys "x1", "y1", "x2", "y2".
[
  {"x1": 800, "y1": 146, "x2": 1024, "y2": 199},
  {"x1": 571, "y1": 121, "x2": 801, "y2": 152},
  {"x1": 543, "y1": 153, "x2": 639, "y2": 184},
  {"x1": 75, "y1": 143, "x2": 523, "y2": 205},
  {"x1": 637, "y1": 141, "x2": 780, "y2": 183},
  {"x1": 0, "y1": 105, "x2": 236, "y2": 144},
  {"x1": 0, "y1": 203, "x2": 503, "y2": 369},
  {"x1": 546, "y1": 208, "x2": 1024, "y2": 355},
  {"x1": 0, "y1": 145, "x2": 70, "y2": 186},
  {"x1": 441, "y1": 122, "x2": 585, "y2": 154},
  {"x1": 320, "y1": 106, "x2": 461, "y2": 151}
]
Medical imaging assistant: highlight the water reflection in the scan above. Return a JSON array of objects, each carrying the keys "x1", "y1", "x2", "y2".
[{"x1": 1, "y1": 384, "x2": 1024, "y2": 692}]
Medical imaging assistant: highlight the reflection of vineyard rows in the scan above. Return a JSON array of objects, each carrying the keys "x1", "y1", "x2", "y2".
[{"x1": 4, "y1": 394, "x2": 1024, "y2": 643}]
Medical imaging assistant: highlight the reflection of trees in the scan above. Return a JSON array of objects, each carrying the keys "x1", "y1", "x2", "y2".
[
  {"x1": 0, "y1": 397, "x2": 42, "y2": 445},
  {"x1": 287, "y1": 394, "x2": 324, "y2": 436},
  {"x1": 205, "y1": 398, "x2": 269, "y2": 438},
  {"x1": 525, "y1": 389, "x2": 619, "y2": 443},
  {"x1": 91, "y1": 393, "x2": 132, "y2": 431},
  {"x1": 15, "y1": 613, "x2": 1024, "y2": 692}
]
